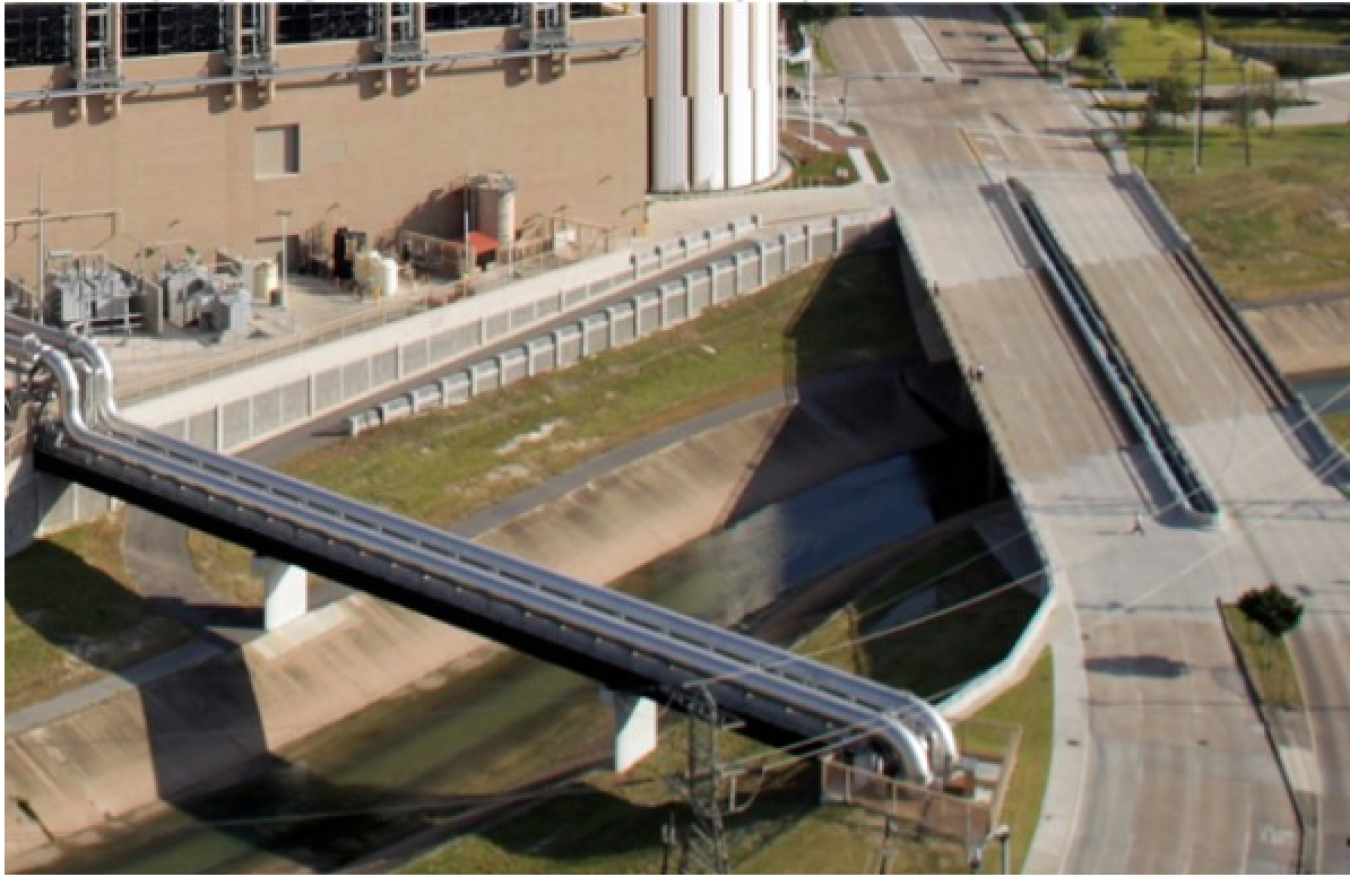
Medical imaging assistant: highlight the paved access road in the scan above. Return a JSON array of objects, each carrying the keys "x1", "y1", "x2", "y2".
[{"x1": 828, "y1": 4, "x2": 1349, "y2": 873}]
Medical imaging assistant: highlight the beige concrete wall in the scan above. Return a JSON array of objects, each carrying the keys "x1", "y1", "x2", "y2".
[{"x1": 4, "y1": 16, "x2": 648, "y2": 280}]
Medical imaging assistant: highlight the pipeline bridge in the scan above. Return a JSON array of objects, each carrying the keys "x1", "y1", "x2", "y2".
[{"x1": 4, "y1": 313, "x2": 957, "y2": 788}]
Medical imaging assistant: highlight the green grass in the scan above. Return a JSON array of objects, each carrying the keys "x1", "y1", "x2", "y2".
[
  {"x1": 962, "y1": 652, "x2": 1053, "y2": 875},
  {"x1": 404, "y1": 530, "x2": 1052, "y2": 875},
  {"x1": 788, "y1": 146, "x2": 858, "y2": 187},
  {"x1": 1127, "y1": 125, "x2": 1350, "y2": 301},
  {"x1": 1104, "y1": 16, "x2": 1257, "y2": 87},
  {"x1": 795, "y1": 533, "x2": 1039, "y2": 702},
  {"x1": 186, "y1": 529, "x2": 263, "y2": 605},
  {"x1": 5, "y1": 512, "x2": 192, "y2": 710},
  {"x1": 1222, "y1": 606, "x2": 1305, "y2": 711},
  {"x1": 1326, "y1": 412, "x2": 1350, "y2": 449},
  {"x1": 867, "y1": 150, "x2": 891, "y2": 184},
  {"x1": 191, "y1": 250, "x2": 920, "y2": 590},
  {"x1": 1214, "y1": 16, "x2": 1350, "y2": 47}
]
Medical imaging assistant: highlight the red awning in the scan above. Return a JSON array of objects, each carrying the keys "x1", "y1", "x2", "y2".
[{"x1": 466, "y1": 231, "x2": 498, "y2": 255}]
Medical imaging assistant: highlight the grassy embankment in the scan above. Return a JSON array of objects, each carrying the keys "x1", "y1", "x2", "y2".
[
  {"x1": 1127, "y1": 125, "x2": 1350, "y2": 303},
  {"x1": 405, "y1": 533, "x2": 1050, "y2": 875},
  {"x1": 1014, "y1": 7, "x2": 1254, "y2": 86},
  {"x1": 1221, "y1": 606, "x2": 1304, "y2": 711},
  {"x1": 5, "y1": 511, "x2": 192, "y2": 711},
  {"x1": 189, "y1": 248, "x2": 921, "y2": 597}
]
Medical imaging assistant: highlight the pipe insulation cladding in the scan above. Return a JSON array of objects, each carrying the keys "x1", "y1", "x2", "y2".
[{"x1": 647, "y1": 2, "x2": 779, "y2": 193}]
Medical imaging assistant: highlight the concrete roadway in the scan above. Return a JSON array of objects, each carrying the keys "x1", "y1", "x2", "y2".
[{"x1": 829, "y1": 4, "x2": 1349, "y2": 873}]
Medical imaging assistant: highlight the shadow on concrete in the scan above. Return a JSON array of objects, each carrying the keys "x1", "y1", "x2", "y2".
[
  {"x1": 1086, "y1": 654, "x2": 1191, "y2": 679},
  {"x1": 5, "y1": 538, "x2": 298, "y2": 871},
  {"x1": 716, "y1": 235, "x2": 1003, "y2": 531}
]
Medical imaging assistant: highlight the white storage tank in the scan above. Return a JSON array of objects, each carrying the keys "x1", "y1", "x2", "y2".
[
  {"x1": 379, "y1": 255, "x2": 400, "y2": 299},
  {"x1": 647, "y1": 2, "x2": 779, "y2": 194},
  {"x1": 250, "y1": 259, "x2": 278, "y2": 302}
]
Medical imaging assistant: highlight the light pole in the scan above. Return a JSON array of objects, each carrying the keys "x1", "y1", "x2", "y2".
[
  {"x1": 969, "y1": 824, "x2": 1012, "y2": 874},
  {"x1": 807, "y1": 32, "x2": 816, "y2": 144},
  {"x1": 1193, "y1": 10, "x2": 1209, "y2": 173},
  {"x1": 275, "y1": 209, "x2": 291, "y2": 307},
  {"x1": 36, "y1": 171, "x2": 48, "y2": 323}
]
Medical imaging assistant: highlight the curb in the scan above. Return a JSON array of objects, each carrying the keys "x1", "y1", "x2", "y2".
[{"x1": 1215, "y1": 599, "x2": 1317, "y2": 874}]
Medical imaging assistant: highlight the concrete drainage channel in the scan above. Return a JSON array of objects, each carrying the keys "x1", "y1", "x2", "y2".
[{"x1": 346, "y1": 211, "x2": 893, "y2": 437}]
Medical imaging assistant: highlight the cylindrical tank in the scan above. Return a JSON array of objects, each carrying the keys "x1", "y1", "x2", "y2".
[
  {"x1": 353, "y1": 250, "x2": 374, "y2": 290},
  {"x1": 688, "y1": 4, "x2": 726, "y2": 191},
  {"x1": 725, "y1": 4, "x2": 755, "y2": 188},
  {"x1": 496, "y1": 188, "x2": 516, "y2": 247},
  {"x1": 379, "y1": 256, "x2": 400, "y2": 299},
  {"x1": 649, "y1": 7, "x2": 689, "y2": 192},
  {"x1": 647, "y1": 2, "x2": 778, "y2": 194},
  {"x1": 253, "y1": 259, "x2": 278, "y2": 302},
  {"x1": 751, "y1": 3, "x2": 779, "y2": 183}
]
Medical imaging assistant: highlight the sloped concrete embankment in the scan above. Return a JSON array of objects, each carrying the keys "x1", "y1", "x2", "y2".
[{"x1": 5, "y1": 373, "x2": 944, "y2": 865}]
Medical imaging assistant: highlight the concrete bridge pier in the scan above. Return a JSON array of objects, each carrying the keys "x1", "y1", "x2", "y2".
[
  {"x1": 251, "y1": 556, "x2": 308, "y2": 631},
  {"x1": 601, "y1": 690, "x2": 658, "y2": 773}
]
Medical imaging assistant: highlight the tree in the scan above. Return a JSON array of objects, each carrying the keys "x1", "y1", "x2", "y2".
[
  {"x1": 1044, "y1": 4, "x2": 1068, "y2": 70},
  {"x1": 1153, "y1": 72, "x2": 1193, "y2": 129},
  {"x1": 1228, "y1": 86, "x2": 1257, "y2": 167},
  {"x1": 1075, "y1": 20, "x2": 1119, "y2": 65},
  {"x1": 1273, "y1": 52, "x2": 1321, "y2": 99},
  {"x1": 1148, "y1": 4, "x2": 1167, "y2": 39},
  {"x1": 1139, "y1": 90, "x2": 1164, "y2": 135},
  {"x1": 1238, "y1": 584, "x2": 1304, "y2": 641},
  {"x1": 1255, "y1": 77, "x2": 1290, "y2": 137}
]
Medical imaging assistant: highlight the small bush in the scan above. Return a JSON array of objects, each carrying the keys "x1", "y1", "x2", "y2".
[{"x1": 1237, "y1": 584, "x2": 1304, "y2": 639}]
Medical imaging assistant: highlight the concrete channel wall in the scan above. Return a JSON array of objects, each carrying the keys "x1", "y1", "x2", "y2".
[{"x1": 6, "y1": 211, "x2": 892, "y2": 553}]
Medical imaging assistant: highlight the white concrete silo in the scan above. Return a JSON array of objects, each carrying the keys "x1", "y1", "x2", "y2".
[{"x1": 647, "y1": 2, "x2": 779, "y2": 194}]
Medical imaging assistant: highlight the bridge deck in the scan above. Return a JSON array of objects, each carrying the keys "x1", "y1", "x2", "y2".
[{"x1": 830, "y1": 4, "x2": 1349, "y2": 873}]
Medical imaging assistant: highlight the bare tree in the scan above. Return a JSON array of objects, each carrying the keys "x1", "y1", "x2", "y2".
[
  {"x1": 1256, "y1": 77, "x2": 1291, "y2": 137},
  {"x1": 1228, "y1": 87, "x2": 1257, "y2": 167}
]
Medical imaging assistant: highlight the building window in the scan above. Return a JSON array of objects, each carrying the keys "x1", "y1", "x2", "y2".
[
  {"x1": 276, "y1": 4, "x2": 377, "y2": 44},
  {"x1": 122, "y1": 4, "x2": 225, "y2": 59},
  {"x1": 255, "y1": 125, "x2": 301, "y2": 178},
  {"x1": 425, "y1": 3, "x2": 524, "y2": 32},
  {"x1": 4, "y1": 5, "x2": 72, "y2": 69}
]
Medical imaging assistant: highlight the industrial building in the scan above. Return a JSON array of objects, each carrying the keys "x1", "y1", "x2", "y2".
[{"x1": 4, "y1": 3, "x2": 781, "y2": 319}]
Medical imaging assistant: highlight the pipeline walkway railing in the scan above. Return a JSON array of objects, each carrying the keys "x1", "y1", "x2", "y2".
[
  {"x1": 6, "y1": 318, "x2": 957, "y2": 786},
  {"x1": 1006, "y1": 177, "x2": 1223, "y2": 528}
]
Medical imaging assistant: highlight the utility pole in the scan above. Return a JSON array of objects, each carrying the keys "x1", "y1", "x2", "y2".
[
  {"x1": 779, "y1": 17, "x2": 787, "y2": 134},
  {"x1": 676, "y1": 688, "x2": 729, "y2": 875},
  {"x1": 36, "y1": 172, "x2": 48, "y2": 323},
  {"x1": 807, "y1": 33, "x2": 816, "y2": 145},
  {"x1": 276, "y1": 209, "x2": 291, "y2": 307},
  {"x1": 1193, "y1": 8, "x2": 1209, "y2": 172}
]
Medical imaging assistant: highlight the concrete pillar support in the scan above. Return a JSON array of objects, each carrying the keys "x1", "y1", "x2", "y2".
[
  {"x1": 602, "y1": 690, "x2": 659, "y2": 773},
  {"x1": 252, "y1": 555, "x2": 308, "y2": 631}
]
